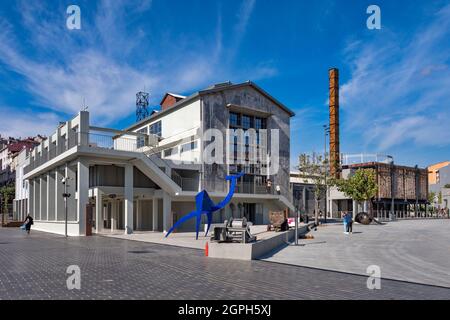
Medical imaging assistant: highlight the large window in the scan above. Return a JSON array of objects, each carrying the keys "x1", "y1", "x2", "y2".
[
  {"x1": 181, "y1": 141, "x2": 198, "y2": 153},
  {"x1": 150, "y1": 121, "x2": 162, "y2": 137},
  {"x1": 229, "y1": 112, "x2": 240, "y2": 127},
  {"x1": 137, "y1": 127, "x2": 148, "y2": 148},
  {"x1": 163, "y1": 146, "x2": 178, "y2": 157},
  {"x1": 242, "y1": 115, "x2": 251, "y2": 129}
]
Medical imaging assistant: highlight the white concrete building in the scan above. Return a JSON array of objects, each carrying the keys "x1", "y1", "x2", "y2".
[{"x1": 16, "y1": 82, "x2": 295, "y2": 236}]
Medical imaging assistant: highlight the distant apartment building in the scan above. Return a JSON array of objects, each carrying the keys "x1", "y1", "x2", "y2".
[
  {"x1": 428, "y1": 161, "x2": 450, "y2": 209},
  {"x1": 15, "y1": 81, "x2": 295, "y2": 236},
  {"x1": 0, "y1": 136, "x2": 42, "y2": 187}
]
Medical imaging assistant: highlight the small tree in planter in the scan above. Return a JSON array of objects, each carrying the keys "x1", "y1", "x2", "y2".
[
  {"x1": 297, "y1": 152, "x2": 328, "y2": 225},
  {"x1": 332, "y1": 168, "x2": 378, "y2": 219}
]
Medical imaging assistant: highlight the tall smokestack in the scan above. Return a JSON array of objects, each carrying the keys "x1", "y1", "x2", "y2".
[{"x1": 329, "y1": 68, "x2": 340, "y2": 179}]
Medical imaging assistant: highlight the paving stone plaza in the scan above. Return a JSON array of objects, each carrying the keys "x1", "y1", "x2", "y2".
[{"x1": 0, "y1": 220, "x2": 449, "y2": 300}]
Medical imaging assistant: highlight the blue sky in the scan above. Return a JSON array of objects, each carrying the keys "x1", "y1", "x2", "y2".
[{"x1": 0, "y1": 0, "x2": 449, "y2": 168}]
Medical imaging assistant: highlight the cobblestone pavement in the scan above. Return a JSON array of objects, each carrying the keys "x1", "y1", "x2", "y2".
[
  {"x1": 262, "y1": 219, "x2": 450, "y2": 288},
  {"x1": 0, "y1": 228, "x2": 449, "y2": 300}
]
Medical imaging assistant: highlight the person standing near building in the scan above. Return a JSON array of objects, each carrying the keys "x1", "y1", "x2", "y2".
[
  {"x1": 342, "y1": 211, "x2": 348, "y2": 234},
  {"x1": 346, "y1": 212, "x2": 353, "y2": 234},
  {"x1": 23, "y1": 214, "x2": 33, "y2": 235}
]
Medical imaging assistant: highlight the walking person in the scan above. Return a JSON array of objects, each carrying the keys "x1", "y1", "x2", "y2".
[
  {"x1": 342, "y1": 211, "x2": 348, "y2": 234},
  {"x1": 23, "y1": 214, "x2": 33, "y2": 235}
]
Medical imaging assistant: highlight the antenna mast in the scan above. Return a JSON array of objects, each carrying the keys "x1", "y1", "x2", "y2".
[{"x1": 136, "y1": 91, "x2": 150, "y2": 122}]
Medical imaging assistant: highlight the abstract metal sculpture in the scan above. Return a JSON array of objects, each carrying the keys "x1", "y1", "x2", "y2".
[{"x1": 165, "y1": 172, "x2": 244, "y2": 239}]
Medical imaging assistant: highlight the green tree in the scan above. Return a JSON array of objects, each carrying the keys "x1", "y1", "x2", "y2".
[
  {"x1": 331, "y1": 168, "x2": 378, "y2": 219},
  {"x1": 297, "y1": 152, "x2": 328, "y2": 225},
  {"x1": 428, "y1": 191, "x2": 436, "y2": 204},
  {"x1": 0, "y1": 184, "x2": 15, "y2": 226}
]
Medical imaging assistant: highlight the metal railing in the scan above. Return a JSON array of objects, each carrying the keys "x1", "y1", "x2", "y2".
[{"x1": 24, "y1": 134, "x2": 79, "y2": 175}]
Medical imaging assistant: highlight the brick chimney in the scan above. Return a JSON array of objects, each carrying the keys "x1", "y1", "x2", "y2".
[
  {"x1": 160, "y1": 93, "x2": 186, "y2": 111},
  {"x1": 329, "y1": 68, "x2": 340, "y2": 179}
]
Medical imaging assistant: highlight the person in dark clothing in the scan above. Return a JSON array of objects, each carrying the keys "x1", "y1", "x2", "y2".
[
  {"x1": 24, "y1": 214, "x2": 33, "y2": 234},
  {"x1": 347, "y1": 213, "x2": 353, "y2": 234}
]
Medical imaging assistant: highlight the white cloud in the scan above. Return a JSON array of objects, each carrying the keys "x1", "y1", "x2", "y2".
[
  {"x1": 0, "y1": 107, "x2": 59, "y2": 139},
  {"x1": 0, "y1": 0, "x2": 275, "y2": 136},
  {"x1": 340, "y1": 4, "x2": 450, "y2": 151}
]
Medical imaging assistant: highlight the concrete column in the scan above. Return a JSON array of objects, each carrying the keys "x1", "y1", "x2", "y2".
[
  {"x1": 352, "y1": 200, "x2": 357, "y2": 219},
  {"x1": 78, "y1": 111, "x2": 90, "y2": 146},
  {"x1": 55, "y1": 169, "x2": 64, "y2": 221},
  {"x1": 95, "y1": 188, "x2": 103, "y2": 233},
  {"x1": 40, "y1": 175, "x2": 48, "y2": 221},
  {"x1": 111, "y1": 200, "x2": 116, "y2": 232},
  {"x1": 77, "y1": 159, "x2": 89, "y2": 235},
  {"x1": 124, "y1": 164, "x2": 134, "y2": 234},
  {"x1": 302, "y1": 186, "x2": 306, "y2": 213},
  {"x1": 136, "y1": 199, "x2": 140, "y2": 231},
  {"x1": 152, "y1": 198, "x2": 159, "y2": 231},
  {"x1": 65, "y1": 165, "x2": 77, "y2": 221},
  {"x1": 47, "y1": 172, "x2": 55, "y2": 221},
  {"x1": 163, "y1": 192, "x2": 172, "y2": 234},
  {"x1": 35, "y1": 177, "x2": 41, "y2": 220},
  {"x1": 29, "y1": 179, "x2": 34, "y2": 217}
]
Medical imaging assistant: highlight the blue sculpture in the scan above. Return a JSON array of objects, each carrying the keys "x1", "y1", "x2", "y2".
[{"x1": 165, "y1": 172, "x2": 244, "y2": 239}]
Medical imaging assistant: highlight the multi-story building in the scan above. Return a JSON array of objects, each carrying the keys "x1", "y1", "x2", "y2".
[
  {"x1": 428, "y1": 161, "x2": 450, "y2": 209},
  {"x1": 0, "y1": 137, "x2": 42, "y2": 187},
  {"x1": 16, "y1": 81, "x2": 295, "y2": 236}
]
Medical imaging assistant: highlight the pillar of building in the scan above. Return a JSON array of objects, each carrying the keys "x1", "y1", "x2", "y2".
[
  {"x1": 152, "y1": 198, "x2": 159, "y2": 231},
  {"x1": 77, "y1": 159, "x2": 89, "y2": 235},
  {"x1": 55, "y1": 168, "x2": 65, "y2": 221},
  {"x1": 135, "y1": 199, "x2": 140, "y2": 231},
  {"x1": 29, "y1": 179, "x2": 35, "y2": 217},
  {"x1": 40, "y1": 175, "x2": 48, "y2": 221},
  {"x1": 34, "y1": 177, "x2": 41, "y2": 220},
  {"x1": 47, "y1": 172, "x2": 55, "y2": 221},
  {"x1": 95, "y1": 188, "x2": 103, "y2": 233},
  {"x1": 78, "y1": 111, "x2": 90, "y2": 146},
  {"x1": 163, "y1": 191, "x2": 172, "y2": 234},
  {"x1": 111, "y1": 200, "x2": 117, "y2": 232},
  {"x1": 124, "y1": 164, "x2": 134, "y2": 234},
  {"x1": 65, "y1": 165, "x2": 77, "y2": 223}
]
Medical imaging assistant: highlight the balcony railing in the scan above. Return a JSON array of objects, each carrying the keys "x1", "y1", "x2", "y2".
[{"x1": 22, "y1": 129, "x2": 293, "y2": 200}]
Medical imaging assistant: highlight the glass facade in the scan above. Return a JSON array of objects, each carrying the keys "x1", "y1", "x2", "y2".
[{"x1": 150, "y1": 121, "x2": 162, "y2": 137}]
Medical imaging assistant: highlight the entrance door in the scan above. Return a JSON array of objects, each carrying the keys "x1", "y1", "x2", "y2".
[
  {"x1": 243, "y1": 203, "x2": 256, "y2": 223},
  {"x1": 85, "y1": 204, "x2": 94, "y2": 236}
]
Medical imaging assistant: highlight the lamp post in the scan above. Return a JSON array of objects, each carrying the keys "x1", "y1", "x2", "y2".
[{"x1": 62, "y1": 176, "x2": 71, "y2": 237}]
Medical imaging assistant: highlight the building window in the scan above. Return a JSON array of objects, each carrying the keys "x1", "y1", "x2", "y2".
[
  {"x1": 242, "y1": 115, "x2": 251, "y2": 129},
  {"x1": 150, "y1": 121, "x2": 162, "y2": 137},
  {"x1": 163, "y1": 146, "x2": 178, "y2": 157},
  {"x1": 137, "y1": 127, "x2": 148, "y2": 148},
  {"x1": 181, "y1": 141, "x2": 198, "y2": 153},
  {"x1": 230, "y1": 113, "x2": 240, "y2": 127},
  {"x1": 254, "y1": 117, "x2": 266, "y2": 130}
]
